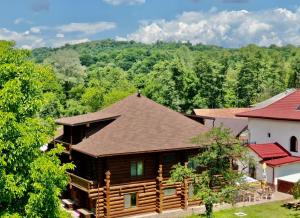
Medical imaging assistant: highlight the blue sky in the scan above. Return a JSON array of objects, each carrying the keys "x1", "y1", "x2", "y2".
[{"x1": 0, "y1": 0, "x2": 300, "y2": 48}]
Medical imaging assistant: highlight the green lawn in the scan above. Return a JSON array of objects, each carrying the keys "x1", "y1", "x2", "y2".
[{"x1": 187, "y1": 201, "x2": 300, "y2": 218}]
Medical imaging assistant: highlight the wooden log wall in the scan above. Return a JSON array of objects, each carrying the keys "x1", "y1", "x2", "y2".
[
  {"x1": 106, "y1": 154, "x2": 157, "y2": 185},
  {"x1": 91, "y1": 172, "x2": 202, "y2": 217},
  {"x1": 162, "y1": 179, "x2": 182, "y2": 211},
  {"x1": 187, "y1": 179, "x2": 202, "y2": 207}
]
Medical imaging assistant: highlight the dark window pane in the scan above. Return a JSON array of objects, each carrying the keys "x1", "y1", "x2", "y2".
[
  {"x1": 164, "y1": 188, "x2": 176, "y2": 196},
  {"x1": 131, "y1": 193, "x2": 137, "y2": 207},
  {"x1": 137, "y1": 161, "x2": 144, "y2": 176},
  {"x1": 130, "y1": 161, "x2": 137, "y2": 177}
]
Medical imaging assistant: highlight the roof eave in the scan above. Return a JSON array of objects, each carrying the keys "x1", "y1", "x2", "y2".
[
  {"x1": 236, "y1": 114, "x2": 300, "y2": 122},
  {"x1": 71, "y1": 144, "x2": 205, "y2": 158},
  {"x1": 55, "y1": 115, "x2": 121, "y2": 126}
]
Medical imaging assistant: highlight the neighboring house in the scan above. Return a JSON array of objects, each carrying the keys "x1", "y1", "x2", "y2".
[
  {"x1": 53, "y1": 93, "x2": 208, "y2": 217},
  {"x1": 191, "y1": 108, "x2": 251, "y2": 138},
  {"x1": 237, "y1": 89, "x2": 300, "y2": 193}
]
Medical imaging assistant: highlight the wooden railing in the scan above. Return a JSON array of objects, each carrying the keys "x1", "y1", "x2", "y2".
[{"x1": 68, "y1": 173, "x2": 98, "y2": 192}]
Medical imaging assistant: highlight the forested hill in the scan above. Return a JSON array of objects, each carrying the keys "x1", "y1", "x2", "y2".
[{"x1": 31, "y1": 39, "x2": 300, "y2": 118}]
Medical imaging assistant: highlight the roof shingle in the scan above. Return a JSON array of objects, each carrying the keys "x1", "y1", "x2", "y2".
[
  {"x1": 264, "y1": 156, "x2": 300, "y2": 167},
  {"x1": 237, "y1": 89, "x2": 300, "y2": 121},
  {"x1": 194, "y1": 108, "x2": 251, "y2": 118},
  {"x1": 248, "y1": 143, "x2": 289, "y2": 159},
  {"x1": 59, "y1": 94, "x2": 209, "y2": 157}
]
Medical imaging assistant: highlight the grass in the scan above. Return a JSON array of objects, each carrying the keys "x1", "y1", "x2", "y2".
[{"x1": 187, "y1": 201, "x2": 300, "y2": 218}]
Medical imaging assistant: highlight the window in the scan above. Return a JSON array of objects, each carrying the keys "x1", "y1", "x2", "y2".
[
  {"x1": 249, "y1": 165, "x2": 256, "y2": 179},
  {"x1": 290, "y1": 136, "x2": 298, "y2": 152},
  {"x1": 267, "y1": 133, "x2": 271, "y2": 138},
  {"x1": 188, "y1": 155, "x2": 198, "y2": 170},
  {"x1": 188, "y1": 184, "x2": 194, "y2": 199},
  {"x1": 164, "y1": 188, "x2": 176, "y2": 196},
  {"x1": 124, "y1": 193, "x2": 137, "y2": 209},
  {"x1": 130, "y1": 161, "x2": 144, "y2": 177}
]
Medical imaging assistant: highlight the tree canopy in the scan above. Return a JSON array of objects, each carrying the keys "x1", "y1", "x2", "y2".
[
  {"x1": 31, "y1": 40, "x2": 300, "y2": 117},
  {"x1": 170, "y1": 127, "x2": 251, "y2": 218},
  {"x1": 0, "y1": 41, "x2": 73, "y2": 217}
]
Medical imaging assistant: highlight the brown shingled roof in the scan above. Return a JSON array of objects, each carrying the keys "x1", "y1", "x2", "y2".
[
  {"x1": 204, "y1": 118, "x2": 248, "y2": 137},
  {"x1": 56, "y1": 111, "x2": 120, "y2": 126},
  {"x1": 66, "y1": 94, "x2": 208, "y2": 157},
  {"x1": 193, "y1": 108, "x2": 251, "y2": 119}
]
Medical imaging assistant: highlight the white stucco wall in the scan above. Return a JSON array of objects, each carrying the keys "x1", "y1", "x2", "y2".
[
  {"x1": 274, "y1": 162, "x2": 300, "y2": 185},
  {"x1": 239, "y1": 150, "x2": 300, "y2": 185},
  {"x1": 238, "y1": 150, "x2": 268, "y2": 182},
  {"x1": 248, "y1": 118, "x2": 300, "y2": 156}
]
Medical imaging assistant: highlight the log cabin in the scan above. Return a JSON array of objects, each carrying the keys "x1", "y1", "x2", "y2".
[{"x1": 53, "y1": 93, "x2": 209, "y2": 217}]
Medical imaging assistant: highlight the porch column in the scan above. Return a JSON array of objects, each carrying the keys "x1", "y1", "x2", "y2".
[
  {"x1": 104, "y1": 171, "x2": 111, "y2": 218},
  {"x1": 182, "y1": 162, "x2": 188, "y2": 210},
  {"x1": 156, "y1": 164, "x2": 163, "y2": 213}
]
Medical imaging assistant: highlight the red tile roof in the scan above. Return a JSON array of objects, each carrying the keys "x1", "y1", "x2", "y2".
[
  {"x1": 248, "y1": 143, "x2": 289, "y2": 159},
  {"x1": 264, "y1": 156, "x2": 300, "y2": 167},
  {"x1": 237, "y1": 89, "x2": 300, "y2": 121}
]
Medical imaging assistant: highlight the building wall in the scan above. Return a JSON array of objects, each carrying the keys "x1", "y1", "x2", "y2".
[
  {"x1": 238, "y1": 150, "x2": 267, "y2": 182},
  {"x1": 241, "y1": 149, "x2": 300, "y2": 185},
  {"x1": 274, "y1": 162, "x2": 300, "y2": 185},
  {"x1": 248, "y1": 118, "x2": 300, "y2": 156}
]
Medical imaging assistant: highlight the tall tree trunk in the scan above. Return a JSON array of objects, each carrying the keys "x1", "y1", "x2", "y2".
[{"x1": 205, "y1": 202, "x2": 213, "y2": 218}]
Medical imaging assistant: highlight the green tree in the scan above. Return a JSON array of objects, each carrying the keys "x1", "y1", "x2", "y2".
[
  {"x1": 81, "y1": 87, "x2": 105, "y2": 111},
  {"x1": 0, "y1": 41, "x2": 73, "y2": 217},
  {"x1": 288, "y1": 55, "x2": 300, "y2": 88},
  {"x1": 292, "y1": 180, "x2": 300, "y2": 200},
  {"x1": 236, "y1": 50, "x2": 266, "y2": 107},
  {"x1": 143, "y1": 60, "x2": 185, "y2": 111},
  {"x1": 170, "y1": 128, "x2": 250, "y2": 218},
  {"x1": 44, "y1": 49, "x2": 86, "y2": 93},
  {"x1": 193, "y1": 54, "x2": 227, "y2": 108}
]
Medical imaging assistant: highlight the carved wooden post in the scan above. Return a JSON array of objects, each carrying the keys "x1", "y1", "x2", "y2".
[
  {"x1": 104, "y1": 171, "x2": 111, "y2": 218},
  {"x1": 156, "y1": 164, "x2": 163, "y2": 213},
  {"x1": 95, "y1": 184, "x2": 101, "y2": 218},
  {"x1": 182, "y1": 162, "x2": 188, "y2": 210}
]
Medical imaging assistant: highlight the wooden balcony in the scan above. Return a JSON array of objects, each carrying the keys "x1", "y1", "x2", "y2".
[{"x1": 68, "y1": 172, "x2": 98, "y2": 193}]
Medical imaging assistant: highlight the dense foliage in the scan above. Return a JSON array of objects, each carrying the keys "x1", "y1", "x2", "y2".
[
  {"x1": 292, "y1": 180, "x2": 300, "y2": 199},
  {"x1": 32, "y1": 40, "x2": 300, "y2": 117},
  {"x1": 170, "y1": 128, "x2": 251, "y2": 218},
  {"x1": 0, "y1": 41, "x2": 73, "y2": 217}
]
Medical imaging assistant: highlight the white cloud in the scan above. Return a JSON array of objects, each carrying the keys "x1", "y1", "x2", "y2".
[
  {"x1": 14, "y1": 18, "x2": 33, "y2": 25},
  {"x1": 56, "y1": 33, "x2": 64, "y2": 38},
  {"x1": 118, "y1": 8, "x2": 300, "y2": 47},
  {"x1": 1, "y1": 20, "x2": 115, "y2": 48},
  {"x1": 57, "y1": 22, "x2": 116, "y2": 35},
  {"x1": 0, "y1": 28, "x2": 45, "y2": 49},
  {"x1": 30, "y1": 27, "x2": 41, "y2": 33},
  {"x1": 103, "y1": 0, "x2": 145, "y2": 6}
]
